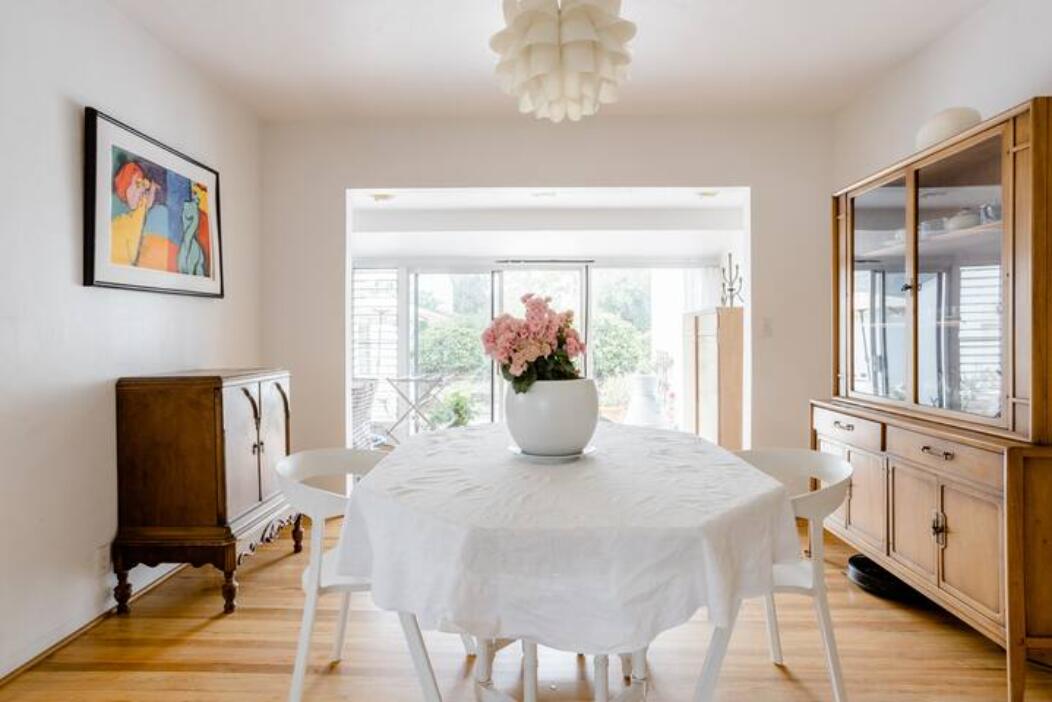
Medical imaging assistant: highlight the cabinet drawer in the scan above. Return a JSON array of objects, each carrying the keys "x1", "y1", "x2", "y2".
[
  {"x1": 813, "y1": 407, "x2": 882, "y2": 452},
  {"x1": 886, "y1": 427, "x2": 1002, "y2": 492}
]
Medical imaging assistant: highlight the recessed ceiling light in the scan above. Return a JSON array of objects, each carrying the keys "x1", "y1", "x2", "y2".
[
  {"x1": 370, "y1": 192, "x2": 395, "y2": 203},
  {"x1": 531, "y1": 191, "x2": 558, "y2": 198},
  {"x1": 697, "y1": 190, "x2": 720, "y2": 198}
]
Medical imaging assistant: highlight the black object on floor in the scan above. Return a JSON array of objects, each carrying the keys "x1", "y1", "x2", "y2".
[{"x1": 846, "y1": 554, "x2": 928, "y2": 604}]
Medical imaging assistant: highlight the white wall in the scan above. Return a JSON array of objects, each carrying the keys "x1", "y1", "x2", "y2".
[
  {"x1": 833, "y1": 0, "x2": 1052, "y2": 187},
  {"x1": 0, "y1": 0, "x2": 262, "y2": 677},
  {"x1": 261, "y1": 116, "x2": 833, "y2": 453}
]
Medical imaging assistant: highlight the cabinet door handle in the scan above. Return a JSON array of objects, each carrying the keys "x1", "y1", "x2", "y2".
[
  {"x1": 833, "y1": 420, "x2": 855, "y2": 432},
  {"x1": 931, "y1": 510, "x2": 947, "y2": 547},
  {"x1": 900, "y1": 283, "x2": 913, "y2": 293},
  {"x1": 251, "y1": 441, "x2": 266, "y2": 456},
  {"x1": 921, "y1": 445, "x2": 955, "y2": 461}
]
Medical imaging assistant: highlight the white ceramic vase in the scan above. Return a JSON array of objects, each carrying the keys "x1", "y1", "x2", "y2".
[
  {"x1": 505, "y1": 378, "x2": 598, "y2": 456},
  {"x1": 623, "y1": 373, "x2": 668, "y2": 428}
]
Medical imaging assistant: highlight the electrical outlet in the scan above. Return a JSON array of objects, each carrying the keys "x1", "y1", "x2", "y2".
[{"x1": 95, "y1": 544, "x2": 112, "y2": 577}]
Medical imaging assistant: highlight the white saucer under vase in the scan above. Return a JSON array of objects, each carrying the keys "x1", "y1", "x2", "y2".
[
  {"x1": 508, "y1": 445, "x2": 597, "y2": 464},
  {"x1": 505, "y1": 378, "x2": 598, "y2": 456}
]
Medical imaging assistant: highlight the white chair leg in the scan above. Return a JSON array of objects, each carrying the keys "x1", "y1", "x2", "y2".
[
  {"x1": 594, "y1": 654, "x2": 609, "y2": 702},
  {"x1": 763, "y1": 593, "x2": 784, "y2": 665},
  {"x1": 619, "y1": 653, "x2": 633, "y2": 681},
  {"x1": 460, "y1": 633, "x2": 477, "y2": 657},
  {"x1": 694, "y1": 601, "x2": 741, "y2": 702},
  {"x1": 523, "y1": 640, "x2": 538, "y2": 702},
  {"x1": 631, "y1": 647, "x2": 648, "y2": 681},
  {"x1": 289, "y1": 590, "x2": 319, "y2": 702},
  {"x1": 814, "y1": 591, "x2": 847, "y2": 702},
  {"x1": 398, "y1": 613, "x2": 442, "y2": 702},
  {"x1": 476, "y1": 638, "x2": 494, "y2": 684},
  {"x1": 330, "y1": 591, "x2": 351, "y2": 662}
]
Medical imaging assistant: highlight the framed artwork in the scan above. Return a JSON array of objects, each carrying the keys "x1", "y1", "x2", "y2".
[{"x1": 84, "y1": 107, "x2": 223, "y2": 297}]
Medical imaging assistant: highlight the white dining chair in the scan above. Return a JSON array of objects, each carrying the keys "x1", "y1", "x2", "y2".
[
  {"x1": 734, "y1": 449, "x2": 853, "y2": 702},
  {"x1": 276, "y1": 448, "x2": 476, "y2": 702}
]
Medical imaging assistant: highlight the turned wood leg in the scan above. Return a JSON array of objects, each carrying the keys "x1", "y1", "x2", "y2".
[
  {"x1": 292, "y1": 513, "x2": 304, "y2": 553},
  {"x1": 222, "y1": 569, "x2": 238, "y2": 613},
  {"x1": 113, "y1": 566, "x2": 132, "y2": 615}
]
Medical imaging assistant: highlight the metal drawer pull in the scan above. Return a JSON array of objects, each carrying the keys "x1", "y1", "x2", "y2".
[
  {"x1": 833, "y1": 420, "x2": 855, "y2": 431},
  {"x1": 921, "y1": 445, "x2": 955, "y2": 461}
]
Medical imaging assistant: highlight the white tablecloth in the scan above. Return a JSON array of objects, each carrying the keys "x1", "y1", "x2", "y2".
[{"x1": 337, "y1": 423, "x2": 799, "y2": 655}]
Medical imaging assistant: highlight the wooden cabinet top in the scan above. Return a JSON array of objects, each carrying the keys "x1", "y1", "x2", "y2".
[{"x1": 117, "y1": 368, "x2": 288, "y2": 388}]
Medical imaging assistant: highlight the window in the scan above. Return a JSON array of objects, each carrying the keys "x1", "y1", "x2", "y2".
[
  {"x1": 350, "y1": 269, "x2": 399, "y2": 422},
  {"x1": 351, "y1": 263, "x2": 721, "y2": 439},
  {"x1": 411, "y1": 272, "x2": 494, "y2": 427}
]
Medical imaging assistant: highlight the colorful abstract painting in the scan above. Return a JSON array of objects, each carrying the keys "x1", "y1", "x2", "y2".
[
  {"x1": 110, "y1": 147, "x2": 211, "y2": 276},
  {"x1": 85, "y1": 108, "x2": 223, "y2": 297}
]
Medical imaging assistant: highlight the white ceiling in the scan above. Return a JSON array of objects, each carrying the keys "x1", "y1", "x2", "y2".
[
  {"x1": 348, "y1": 187, "x2": 746, "y2": 262},
  {"x1": 110, "y1": 0, "x2": 987, "y2": 121},
  {"x1": 348, "y1": 187, "x2": 748, "y2": 210}
]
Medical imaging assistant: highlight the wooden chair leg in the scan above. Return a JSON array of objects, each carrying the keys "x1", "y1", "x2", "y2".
[
  {"x1": 398, "y1": 613, "x2": 442, "y2": 702},
  {"x1": 694, "y1": 601, "x2": 741, "y2": 702},
  {"x1": 330, "y1": 592, "x2": 351, "y2": 662},
  {"x1": 814, "y1": 591, "x2": 847, "y2": 702},
  {"x1": 289, "y1": 590, "x2": 319, "y2": 702},
  {"x1": 764, "y1": 594, "x2": 784, "y2": 665}
]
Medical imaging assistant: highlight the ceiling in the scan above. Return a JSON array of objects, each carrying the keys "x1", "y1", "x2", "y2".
[
  {"x1": 347, "y1": 187, "x2": 748, "y2": 210},
  {"x1": 348, "y1": 187, "x2": 747, "y2": 261},
  {"x1": 110, "y1": 0, "x2": 988, "y2": 122}
]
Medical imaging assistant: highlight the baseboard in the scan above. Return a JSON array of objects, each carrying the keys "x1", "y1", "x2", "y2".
[{"x1": 0, "y1": 564, "x2": 188, "y2": 689}]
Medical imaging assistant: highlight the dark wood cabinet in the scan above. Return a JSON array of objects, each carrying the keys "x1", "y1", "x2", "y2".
[{"x1": 113, "y1": 369, "x2": 301, "y2": 614}]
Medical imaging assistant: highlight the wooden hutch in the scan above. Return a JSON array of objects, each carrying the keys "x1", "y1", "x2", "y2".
[{"x1": 813, "y1": 97, "x2": 1052, "y2": 700}]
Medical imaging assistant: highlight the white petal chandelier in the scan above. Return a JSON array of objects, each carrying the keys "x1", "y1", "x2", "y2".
[{"x1": 490, "y1": 0, "x2": 637, "y2": 123}]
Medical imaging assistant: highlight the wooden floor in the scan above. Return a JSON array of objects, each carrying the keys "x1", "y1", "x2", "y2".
[{"x1": 4, "y1": 520, "x2": 1052, "y2": 702}]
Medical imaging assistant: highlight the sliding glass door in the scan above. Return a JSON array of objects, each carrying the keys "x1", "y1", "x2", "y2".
[
  {"x1": 352, "y1": 262, "x2": 719, "y2": 440},
  {"x1": 410, "y1": 272, "x2": 494, "y2": 427}
]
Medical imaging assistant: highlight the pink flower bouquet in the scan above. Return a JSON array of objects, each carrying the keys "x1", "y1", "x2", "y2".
[{"x1": 481, "y1": 293, "x2": 586, "y2": 393}]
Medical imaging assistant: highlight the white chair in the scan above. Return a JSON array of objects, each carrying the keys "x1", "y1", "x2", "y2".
[
  {"x1": 276, "y1": 448, "x2": 475, "y2": 702},
  {"x1": 735, "y1": 449, "x2": 853, "y2": 702}
]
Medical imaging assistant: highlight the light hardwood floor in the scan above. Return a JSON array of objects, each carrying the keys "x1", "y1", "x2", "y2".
[{"x1": 4, "y1": 519, "x2": 1052, "y2": 702}]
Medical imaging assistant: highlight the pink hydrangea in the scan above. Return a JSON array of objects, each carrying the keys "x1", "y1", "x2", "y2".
[{"x1": 480, "y1": 293, "x2": 586, "y2": 381}]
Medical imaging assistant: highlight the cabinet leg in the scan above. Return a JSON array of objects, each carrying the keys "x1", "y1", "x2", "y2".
[
  {"x1": 1007, "y1": 642, "x2": 1026, "y2": 702},
  {"x1": 222, "y1": 569, "x2": 238, "y2": 613},
  {"x1": 292, "y1": 513, "x2": 304, "y2": 554},
  {"x1": 114, "y1": 567, "x2": 132, "y2": 615}
]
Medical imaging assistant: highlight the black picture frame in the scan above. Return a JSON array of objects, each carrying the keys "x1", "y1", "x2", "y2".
[{"x1": 84, "y1": 107, "x2": 224, "y2": 297}]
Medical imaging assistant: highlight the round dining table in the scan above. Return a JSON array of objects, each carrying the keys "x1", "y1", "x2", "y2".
[{"x1": 337, "y1": 422, "x2": 800, "y2": 702}]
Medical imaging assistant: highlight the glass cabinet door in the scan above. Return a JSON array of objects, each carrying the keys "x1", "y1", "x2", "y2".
[
  {"x1": 916, "y1": 135, "x2": 1005, "y2": 419},
  {"x1": 851, "y1": 176, "x2": 909, "y2": 401}
]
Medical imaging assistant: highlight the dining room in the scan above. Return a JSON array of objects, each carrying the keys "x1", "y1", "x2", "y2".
[{"x1": 5, "y1": 1, "x2": 1052, "y2": 701}]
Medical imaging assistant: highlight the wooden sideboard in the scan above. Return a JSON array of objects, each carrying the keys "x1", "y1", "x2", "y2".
[
  {"x1": 113, "y1": 368, "x2": 301, "y2": 614},
  {"x1": 817, "y1": 97, "x2": 1052, "y2": 700},
  {"x1": 684, "y1": 307, "x2": 744, "y2": 449}
]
